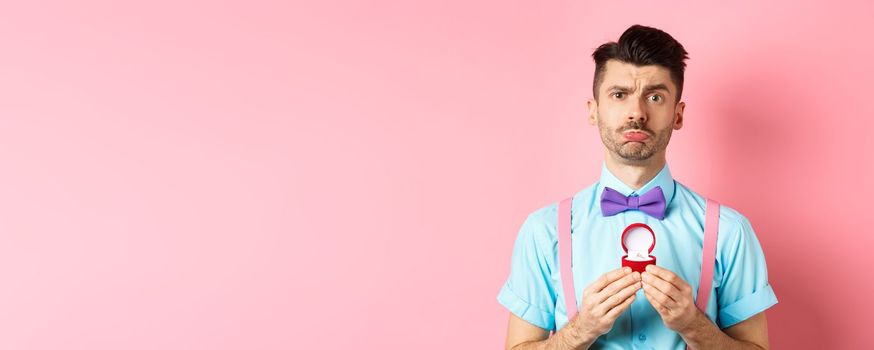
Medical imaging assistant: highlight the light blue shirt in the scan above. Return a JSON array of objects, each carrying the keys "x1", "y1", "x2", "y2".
[{"x1": 497, "y1": 162, "x2": 778, "y2": 349}]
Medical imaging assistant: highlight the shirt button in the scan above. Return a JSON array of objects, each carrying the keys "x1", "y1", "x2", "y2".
[{"x1": 638, "y1": 334, "x2": 647, "y2": 342}]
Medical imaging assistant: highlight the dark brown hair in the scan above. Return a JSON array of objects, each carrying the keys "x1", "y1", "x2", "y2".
[{"x1": 592, "y1": 25, "x2": 689, "y2": 103}]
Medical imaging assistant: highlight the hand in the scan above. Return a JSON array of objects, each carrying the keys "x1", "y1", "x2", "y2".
[
  {"x1": 566, "y1": 266, "x2": 641, "y2": 340},
  {"x1": 640, "y1": 264, "x2": 701, "y2": 333}
]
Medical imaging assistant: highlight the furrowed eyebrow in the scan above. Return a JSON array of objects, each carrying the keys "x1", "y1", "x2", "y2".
[
  {"x1": 606, "y1": 85, "x2": 632, "y2": 92},
  {"x1": 643, "y1": 83, "x2": 670, "y2": 93},
  {"x1": 606, "y1": 84, "x2": 671, "y2": 94}
]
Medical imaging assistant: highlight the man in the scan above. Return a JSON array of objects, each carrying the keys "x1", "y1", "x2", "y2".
[{"x1": 497, "y1": 24, "x2": 777, "y2": 349}]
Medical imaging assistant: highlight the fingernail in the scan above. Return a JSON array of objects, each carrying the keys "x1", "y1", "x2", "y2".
[
  {"x1": 645, "y1": 265, "x2": 653, "y2": 272},
  {"x1": 624, "y1": 267, "x2": 631, "y2": 273}
]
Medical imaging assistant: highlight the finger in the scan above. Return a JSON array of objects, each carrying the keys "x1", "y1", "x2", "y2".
[
  {"x1": 585, "y1": 267, "x2": 630, "y2": 295},
  {"x1": 642, "y1": 287, "x2": 668, "y2": 314},
  {"x1": 594, "y1": 279, "x2": 641, "y2": 315},
  {"x1": 604, "y1": 294, "x2": 636, "y2": 320},
  {"x1": 595, "y1": 271, "x2": 640, "y2": 304},
  {"x1": 642, "y1": 279, "x2": 675, "y2": 311},
  {"x1": 645, "y1": 265, "x2": 689, "y2": 290},
  {"x1": 641, "y1": 271, "x2": 681, "y2": 304}
]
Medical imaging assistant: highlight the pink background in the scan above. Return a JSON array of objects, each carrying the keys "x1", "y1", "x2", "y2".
[{"x1": 1, "y1": 1, "x2": 872, "y2": 349}]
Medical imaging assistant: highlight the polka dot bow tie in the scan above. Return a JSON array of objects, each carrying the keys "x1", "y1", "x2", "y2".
[{"x1": 600, "y1": 185, "x2": 666, "y2": 220}]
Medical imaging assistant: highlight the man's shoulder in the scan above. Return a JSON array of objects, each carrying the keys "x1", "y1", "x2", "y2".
[
  {"x1": 518, "y1": 201, "x2": 559, "y2": 243},
  {"x1": 517, "y1": 183, "x2": 601, "y2": 241},
  {"x1": 674, "y1": 181, "x2": 756, "y2": 238}
]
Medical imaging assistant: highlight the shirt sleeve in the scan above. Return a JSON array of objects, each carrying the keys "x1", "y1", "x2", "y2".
[
  {"x1": 497, "y1": 210, "x2": 557, "y2": 331},
  {"x1": 715, "y1": 211, "x2": 778, "y2": 328}
]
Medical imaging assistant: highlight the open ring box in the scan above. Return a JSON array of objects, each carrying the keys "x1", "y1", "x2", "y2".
[{"x1": 621, "y1": 223, "x2": 656, "y2": 273}]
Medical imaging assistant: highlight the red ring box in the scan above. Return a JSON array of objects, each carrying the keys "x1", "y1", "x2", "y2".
[{"x1": 621, "y1": 223, "x2": 656, "y2": 273}]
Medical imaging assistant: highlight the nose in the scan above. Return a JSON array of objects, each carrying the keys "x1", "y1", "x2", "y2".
[{"x1": 627, "y1": 99, "x2": 647, "y2": 123}]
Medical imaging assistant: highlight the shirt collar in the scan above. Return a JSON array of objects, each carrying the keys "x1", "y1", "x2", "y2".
[{"x1": 595, "y1": 161, "x2": 676, "y2": 209}]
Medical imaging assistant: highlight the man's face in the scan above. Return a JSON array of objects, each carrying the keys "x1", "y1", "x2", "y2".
[{"x1": 587, "y1": 59, "x2": 685, "y2": 163}]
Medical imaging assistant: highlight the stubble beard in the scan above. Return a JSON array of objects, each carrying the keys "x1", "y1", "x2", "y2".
[{"x1": 598, "y1": 119, "x2": 673, "y2": 162}]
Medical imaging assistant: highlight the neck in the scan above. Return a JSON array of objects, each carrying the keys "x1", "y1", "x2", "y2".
[{"x1": 604, "y1": 150, "x2": 666, "y2": 191}]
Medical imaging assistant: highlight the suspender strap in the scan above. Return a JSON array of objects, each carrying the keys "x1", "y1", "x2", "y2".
[
  {"x1": 686, "y1": 198, "x2": 720, "y2": 350},
  {"x1": 696, "y1": 198, "x2": 720, "y2": 312},
  {"x1": 557, "y1": 197, "x2": 577, "y2": 323}
]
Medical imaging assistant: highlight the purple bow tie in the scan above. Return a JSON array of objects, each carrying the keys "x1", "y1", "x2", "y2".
[{"x1": 600, "y1": 185, "x2": 666, "y2": 220}]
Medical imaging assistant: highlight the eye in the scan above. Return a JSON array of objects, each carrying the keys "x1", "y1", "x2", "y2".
[
  {"x1": 612, "y1": 92, "x2": 625, "y2": 99},
  {"x1": 649, "y1": 94, "x2": 662, "y2": 102}
]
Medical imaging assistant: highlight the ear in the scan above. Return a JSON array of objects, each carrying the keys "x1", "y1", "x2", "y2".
[
  {"x1": 674, "y1": 101, "x2": 685, "y2": 130},
  {"x1": 587, "y1": 98, "x2": 598, "y2": 126}
]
